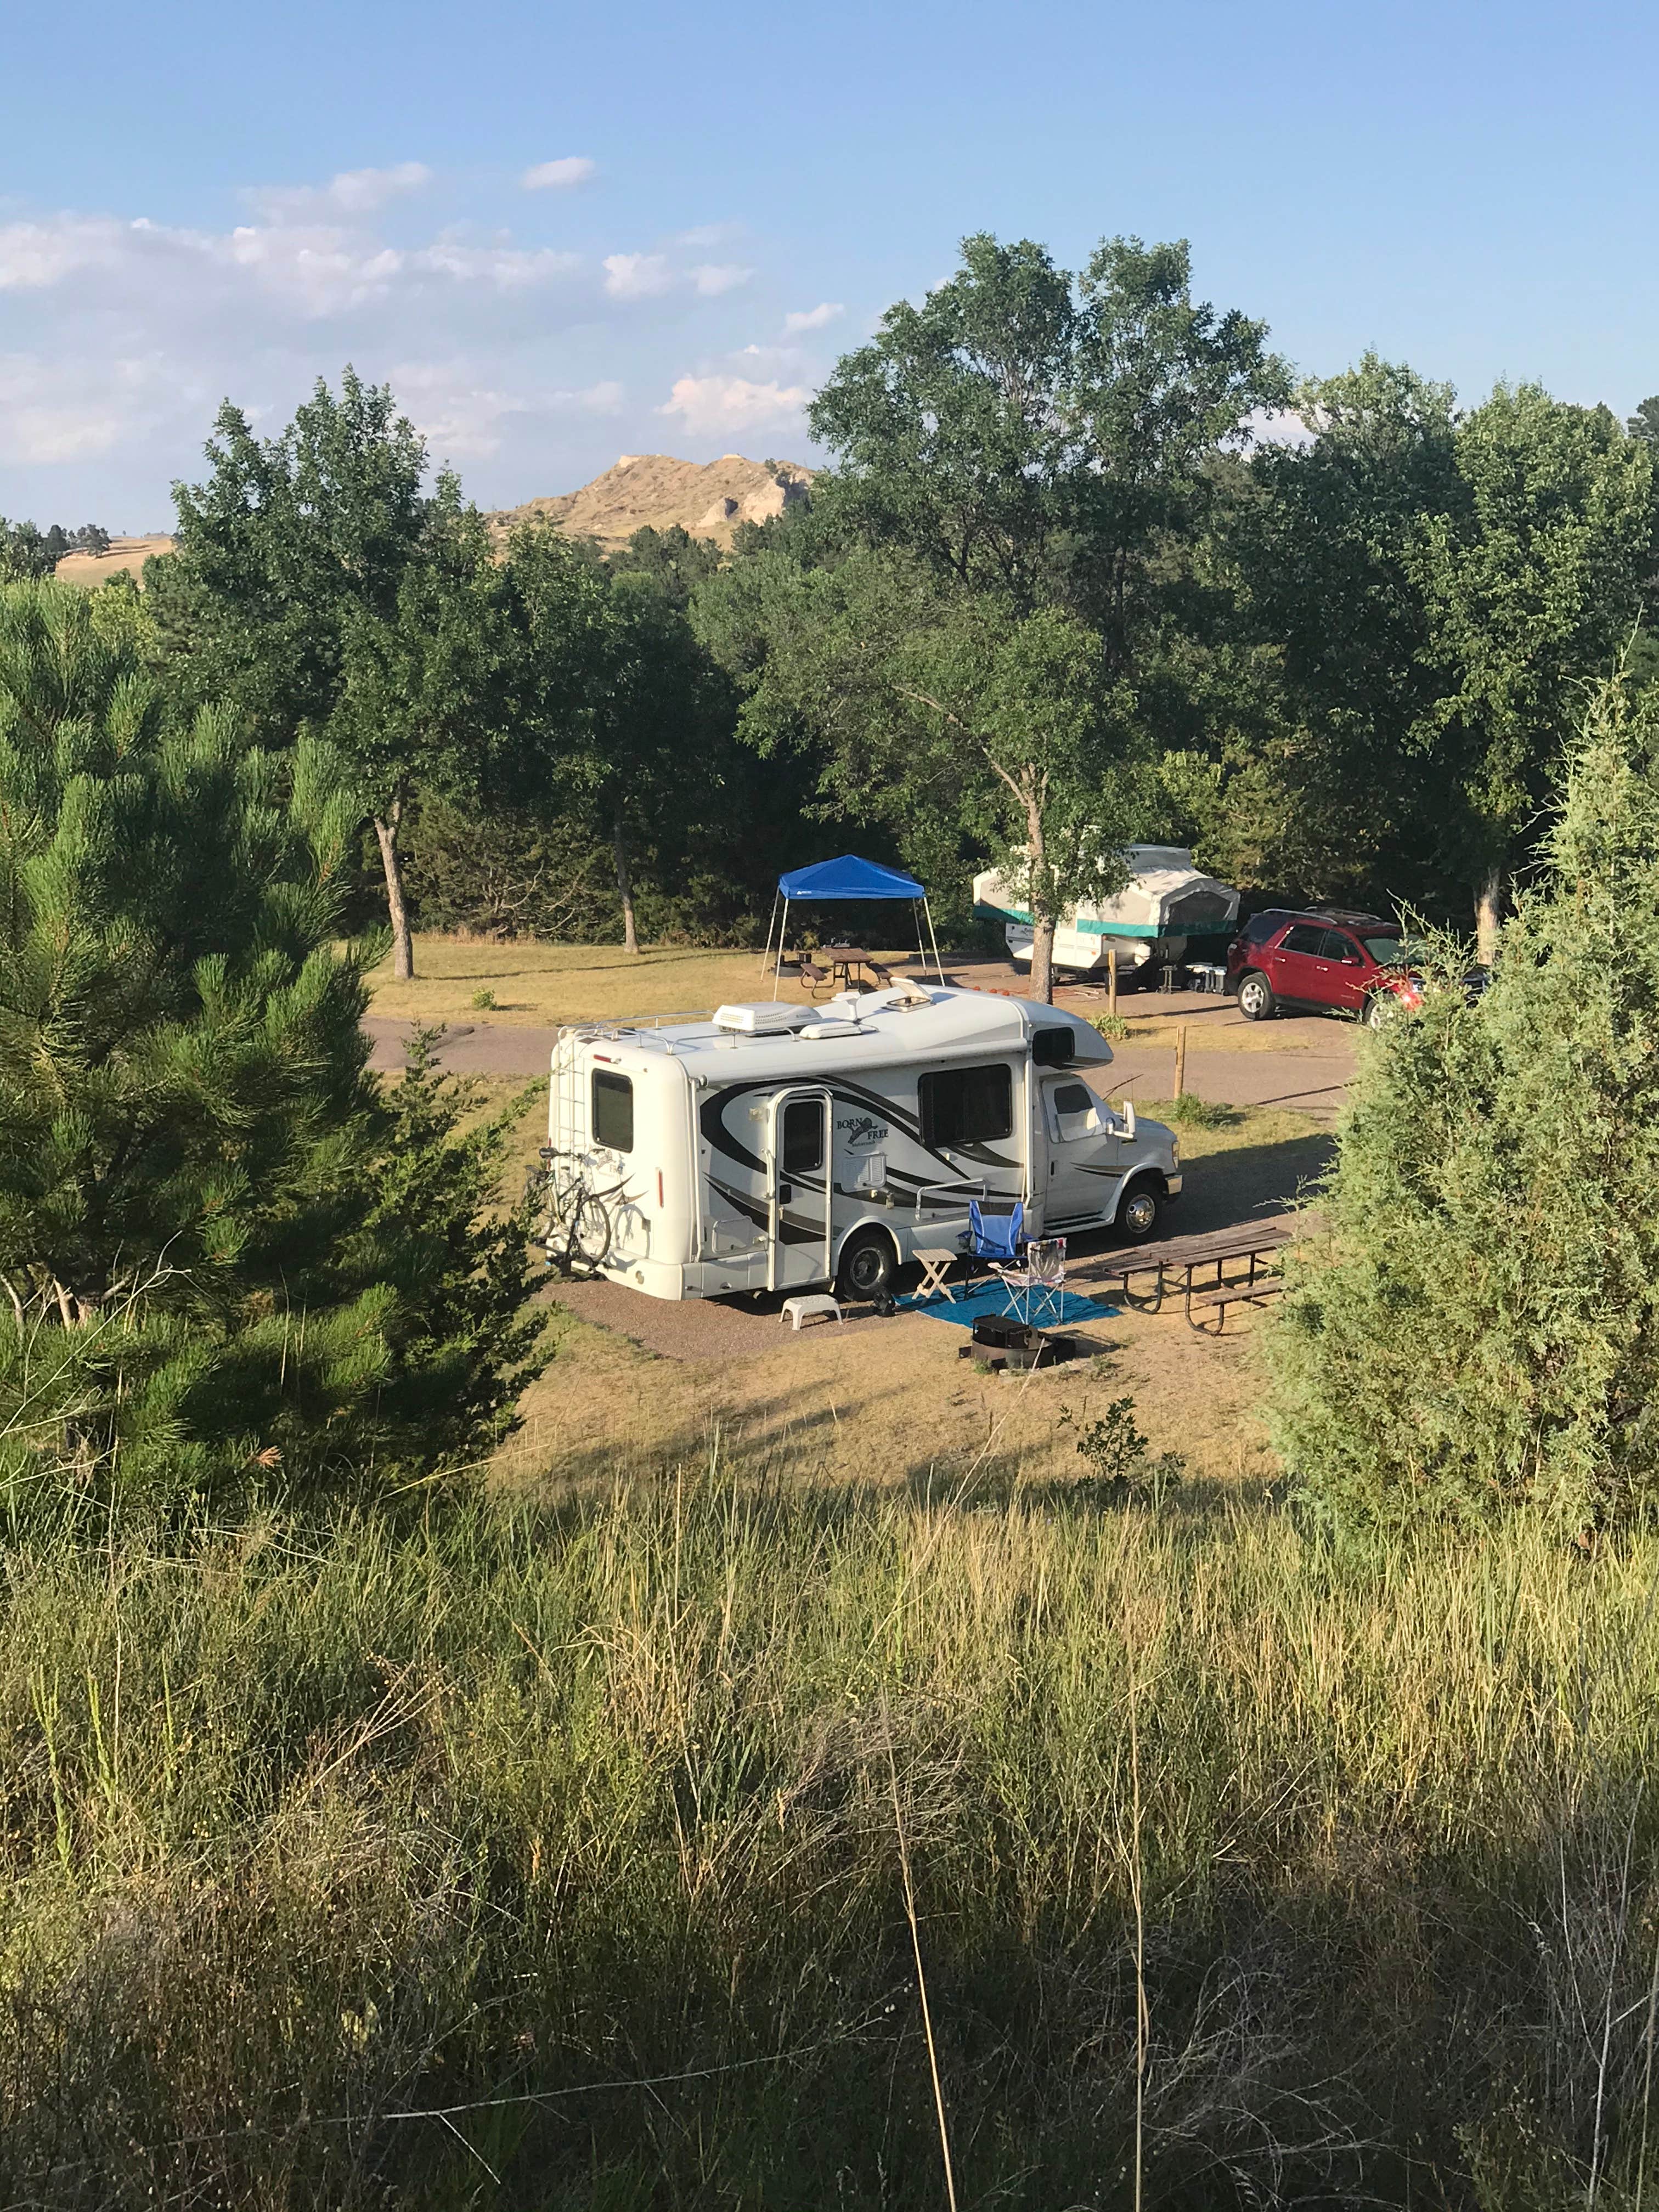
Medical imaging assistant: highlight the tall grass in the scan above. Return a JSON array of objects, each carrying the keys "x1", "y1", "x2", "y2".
[{"x1": 4, "y1": 1464, "x2": 1659, "y2": 2206}]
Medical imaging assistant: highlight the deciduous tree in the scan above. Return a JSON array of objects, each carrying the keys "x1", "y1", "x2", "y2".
[
  {"x1": 701, "y1": 233, "x2": 1285, "y2": 997},
  {"x1": 154, "y1": 369, "x2": 500, "y2": 978}
]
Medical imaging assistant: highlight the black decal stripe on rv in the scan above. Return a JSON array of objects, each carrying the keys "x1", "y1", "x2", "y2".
[
  {"x1": 776, "y1": 1212, "x2": 825, "y2": 1244},
  {"x1": 699, "y1": 1086, "x2": 767, "y2": 1175},
  {"x1": 709, "y1": 1176, "x2": 769, "y2": 1228}
]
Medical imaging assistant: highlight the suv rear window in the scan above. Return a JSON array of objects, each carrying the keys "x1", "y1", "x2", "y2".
[
  {"x1": 1281, "y1": 924, "x2": 1328, "y2": 955},
  {"x1": 1244, "y1": 911, "x2": 1288, "y2": 943},
  {"x1": 919, "y1": 1064, "x2": 1013, "y2": 1148}
]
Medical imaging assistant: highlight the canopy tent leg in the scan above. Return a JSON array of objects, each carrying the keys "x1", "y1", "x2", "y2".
[
  {"x1": 922, "y1": 897, "x2": 945, "y2": 982},
  {"x1": 773, "y1": 900, "x2": 791, "y2": 1000},
  {"x1": 759, "y1": 891, "x2": 781, "y2": 976}
]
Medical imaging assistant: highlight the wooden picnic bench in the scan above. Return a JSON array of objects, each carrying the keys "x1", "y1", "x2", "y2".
[{"x1": 1086, "y1": 1223, "x2": 1293, "y2": 1333}]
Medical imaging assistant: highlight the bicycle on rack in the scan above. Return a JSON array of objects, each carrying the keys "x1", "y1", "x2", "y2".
[{"x1": 533, "y1": 1149, "x2": 635, "y2": 1278}]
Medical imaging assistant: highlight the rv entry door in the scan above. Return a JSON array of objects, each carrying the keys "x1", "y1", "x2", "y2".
[{"x1": 765, "y1": 1087, "x2": 834, "y2": 1291}]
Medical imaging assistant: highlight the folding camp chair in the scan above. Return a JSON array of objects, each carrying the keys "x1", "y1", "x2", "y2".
[
  {"x1": 991, "y1": 1236, "x2": 1067, "y2": 1325},
  {"x1": 967, "y1": 1198, "x2": 1024, "y2": 1290}
]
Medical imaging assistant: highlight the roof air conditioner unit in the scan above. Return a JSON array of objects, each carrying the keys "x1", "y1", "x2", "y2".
[{"x1": 713, "y1": 1002, "x2": 814, "y2": 1035}]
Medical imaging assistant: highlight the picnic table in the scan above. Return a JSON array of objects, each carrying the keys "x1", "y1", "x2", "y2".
[
  {"x1": 823, "y1": 945, "x2": 883, "y2": 990},
  {"x1": 1087, "y1": 1223, "x2": 1293, "y2": 1333}
]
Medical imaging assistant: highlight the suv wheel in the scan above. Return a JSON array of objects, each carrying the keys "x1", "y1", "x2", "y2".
[
  {"x1": 1367, "y1": 991, "x2": 1400, "y2": 1031},
  {"x1": 1237, "y1": 970, "x2": 1276, "y2": 1021},
  {"x1": 836, "y1": 1227, "x2": 898, "y2": 1302},
  {"x1": 1117, "y1": 1176, "x2": 1163, "y2": 1243}
]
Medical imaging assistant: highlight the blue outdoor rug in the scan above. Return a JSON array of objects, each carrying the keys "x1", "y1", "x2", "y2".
[{"x1": 904, "y1": 1279, "x2": 1119, "y2": 1328}]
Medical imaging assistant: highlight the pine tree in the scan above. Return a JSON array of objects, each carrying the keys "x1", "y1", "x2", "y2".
[
  {"x1": 1268, "y1": 673, "x2": 1659, "y2": 1537},
  {"x1": 0, "y1": 579, "x2": 544, "y2": 1504}
]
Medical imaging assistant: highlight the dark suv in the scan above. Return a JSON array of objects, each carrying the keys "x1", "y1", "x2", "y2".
[{"x1": 1227, "y1": 908, "x2": 1414, "y2": 1027}]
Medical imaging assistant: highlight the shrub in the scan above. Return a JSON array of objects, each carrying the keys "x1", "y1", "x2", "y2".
[
  {"x1": 1060, "y1": 1392, "x2": 1186, "y2": 1500},
  {"x1": 1159, "y1": 1091, "x2": 1235, "y2": 1128},
  {"x1": 1268, "y1": 674, "x2": 1659, "y2": 1536}
]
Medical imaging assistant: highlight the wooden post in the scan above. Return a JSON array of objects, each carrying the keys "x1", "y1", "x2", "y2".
[
  {"x1": 1108, "y1": 944, "x2": 1118, "y2": 1017},
  {"x1": 1173, "y1": 1023, "x2": 1187, "y2": 1101}
]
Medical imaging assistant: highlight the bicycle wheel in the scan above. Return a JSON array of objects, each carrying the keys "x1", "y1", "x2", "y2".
[{"x1": 568, "y1": 1193, "x2": 612, "y2": 1271}]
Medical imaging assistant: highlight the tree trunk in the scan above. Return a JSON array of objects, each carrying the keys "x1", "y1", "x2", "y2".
[
  {"x1": 373, "y1": 801, "x2": 414, "y2": 981},
  {"x1": 612, "y1": 820, "x2": 639, "y2": 955},
  {"x1": 1475, "y1": 862, "x2": 1504, "y2": 966},
  {"x1": 1029, "y1": 916, "x2": 1056, "y2": 1006},
  {"x1": 1024, "y1": 790, "x2": 1054, "y2": 1005}
]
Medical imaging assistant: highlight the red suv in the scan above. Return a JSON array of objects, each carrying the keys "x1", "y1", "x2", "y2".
[{"x1": 1227, "y1": 908, "x2": 1415, "y2": 1028}]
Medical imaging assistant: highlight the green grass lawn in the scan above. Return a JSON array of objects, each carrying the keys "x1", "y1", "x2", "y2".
[{"x1": 365, "y1": 936, "x2": 929, "y2": 1028}]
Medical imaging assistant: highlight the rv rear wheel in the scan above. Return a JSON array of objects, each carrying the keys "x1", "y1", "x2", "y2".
[{"x1": 837, "y1": 1227, "x2": 898, "y2": 1302}]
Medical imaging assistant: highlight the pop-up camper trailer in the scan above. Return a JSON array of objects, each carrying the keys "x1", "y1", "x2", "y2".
[
  {"x1": 543, "y1": 984, "x2": 1181, "y2": 1302},
  {"x1": 973, "y1": 847, "x2": 1240, "y2": 985}
]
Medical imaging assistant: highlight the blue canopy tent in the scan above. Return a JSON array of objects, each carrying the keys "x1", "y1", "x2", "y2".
[{"x1": 764, "y1": 854, "x2": 945, "y2": 996}]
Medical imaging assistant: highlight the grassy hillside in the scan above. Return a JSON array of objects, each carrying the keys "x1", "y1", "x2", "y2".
[{"x1": 3, "y1": 1465, "x2": 1656, "y2": 2207}]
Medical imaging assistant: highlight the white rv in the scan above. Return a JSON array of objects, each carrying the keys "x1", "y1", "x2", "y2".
[
  {"x1": 543, "y1": 984, "x2": 1182, "y2": 1302},
  {"x1": 974, "y1": 845, "x2": 1240, "y2": 985}
]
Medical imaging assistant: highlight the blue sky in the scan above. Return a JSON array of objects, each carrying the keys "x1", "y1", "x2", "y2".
[{"x1": 4, "y1": 0, "x2": 1658, "y2": 526}]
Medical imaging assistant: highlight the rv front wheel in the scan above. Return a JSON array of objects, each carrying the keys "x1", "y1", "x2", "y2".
[
  {"x1": 837, "y1": 1227, "x2": 898, "y2": 1302},
  {"x1": 1116, "y1": 1177, "x2": 1163, "y2": 1243}
]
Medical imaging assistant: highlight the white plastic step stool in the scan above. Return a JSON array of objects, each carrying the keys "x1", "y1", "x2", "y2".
[{"x1": 780, "y1": 1293, "x2": 844, "y2": 1330}]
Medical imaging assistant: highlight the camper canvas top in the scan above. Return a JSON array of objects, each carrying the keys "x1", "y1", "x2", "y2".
[{"x1": 562, "y1": 986, "x2": 1113, "y2": 1079}]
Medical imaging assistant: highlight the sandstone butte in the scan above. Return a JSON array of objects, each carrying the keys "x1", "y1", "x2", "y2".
[{"x1": 51, "y1": 453, "x2": 813, "y2": 588}]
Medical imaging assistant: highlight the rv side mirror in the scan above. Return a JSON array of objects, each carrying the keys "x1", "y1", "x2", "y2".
[{"x1": 1121, "y1": 1099, "x2": 1137, "y2": 1139}]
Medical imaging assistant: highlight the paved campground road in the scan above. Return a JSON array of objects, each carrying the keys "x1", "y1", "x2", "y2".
[{"x1": 364, "y1": 1014, "x2": 1358, "y2": 1118}]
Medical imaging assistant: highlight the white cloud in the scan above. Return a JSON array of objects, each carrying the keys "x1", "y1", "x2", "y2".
[
  {"x1": 691, "y1": 262, "x2": 753, "y2": 297},
  {"x1": 392, "y1": 359, "x2": 623, "y2": 457},
  {"x1": 246, "y1": 162, "x2": 432, "y2": 223},
  {"x1": 0, "y1": 172, "x2": 823, "y2": 518},
  {"x1": 222, "y1": 223, "x2": 410, "y2": 315},
  {"x1": 0, "y1": 215, "x2": 127, "y2": 290},
  {"x1": 1244, "y1": 405, "x2": 1314, "y2": 450},
  {"x1": 603, "y1": 251, "x2": 672, "y2": 299},
  {"x1": 0, "y1": 202, "x2": 583, "y2": 321},
  {"x1": 0, "y1": 351, "x2": 173, "y2": 465},
  {"x1": 783, "y1": 301, "x2": 843, "y2": 334},
  {"x1": 522, "y1": 156, "x2": 596, "y2": 190},
  {"x1": 410, "y1": 235, "x2": 581, "y2": 290},
  {"x1": 658, "y1": 373, "x2": 808, "y2": 437}
]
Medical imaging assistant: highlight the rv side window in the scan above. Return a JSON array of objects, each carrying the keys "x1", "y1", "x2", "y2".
[
  {"x1": 591, "y1": 1069, "x2": 634, "y2": 1152},
  {"x1": 1032, "y1": 1025, "x2": 1075, "y2": 1067},
  {"x1": 781, "y1": 1097, "x2": 824, "y2": 1175},
  {"x1": 919, "y1": 1064, "x2": 1013, "y2": 1148}
]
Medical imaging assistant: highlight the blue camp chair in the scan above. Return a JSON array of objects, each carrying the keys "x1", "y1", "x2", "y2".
[{"x1": 968, "y1": 1198, "x2": 1024, "y2": 1284}]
